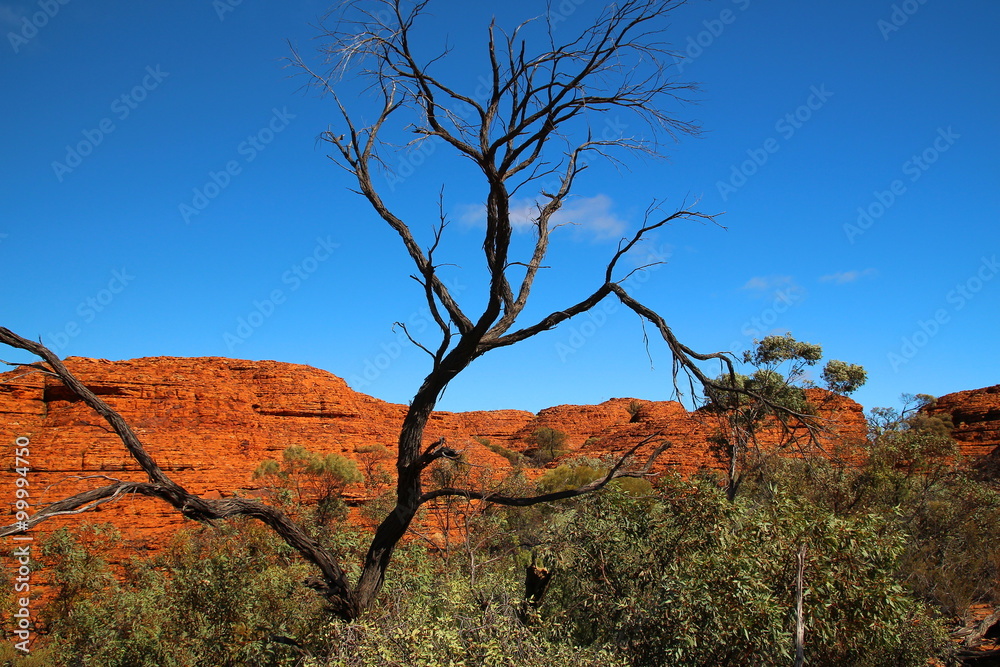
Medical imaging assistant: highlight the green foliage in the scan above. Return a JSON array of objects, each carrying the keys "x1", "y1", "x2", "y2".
[
  {"x1": 30, "y1": 458, "x2": 971, "y2": 666},
  {"x1": 536, "y1": 462, "x2": 604, "y2": 493},
  {"x1": 612, "y1": 475, "x2": 654, "y2": 497},
  {"x1": 254, "y1": 445, "x2": 363, "y2": 525},
  {"x1": 33, "y1": 401, "x2": 987, "y2": 666},
  {"x1": 865, "y1": 394, "x2": 960, "y2": 478},
  {"x1": 34, "y1": 520, "x2": 624, "y2": 667},
  {"x1": 705, "y1": 334, "x2": 869, "y2": 501},
  {"x1": 483, "y1": 440, "x2": 528, "y2": 467},
  {"x1": 743, "y1": 401, "x2": 999, "y2": 622},
  {"x1": 253, "y1": 458, "x2": 282, "y2": 478},
  {"x1": 527, "y1": 427, "x2": 569, "y2": 465},
  {"x1": 709, "y1": 333, "x2": 829, "y2": 411},
  {"x1": 536, "y1": 459, "x2": 653, "y2": 497},
  {"x1": 309, "y1": 544, "x2": 628, "y2": 667},
  {"x1": 36, "y1": 521, "x2": 323, "y2": 666},
  {"x1": 748, "y1": 333, "x2": 822, "y2": 366},
  {"x1": 902, "y1": 476, "x2": 1000, "y2": 616},
  {"x1": 353, "y1": 443, "x2": 389, "y2": 459},
  {"x1": 354, "y1": 443, "x2": 393, "y2": 488},
  {"x1": 716, "y1": 333, "x2": 867, "y2": 406},
  {"x1": 820, "y1": 359, "x2": 867, "y2": 394},
  {"x1": 307, "y1": 452, "x2": 363, "y2": 485},
  {"x1": 537, "y1": 479, "x2": 948, "y2": 666}
]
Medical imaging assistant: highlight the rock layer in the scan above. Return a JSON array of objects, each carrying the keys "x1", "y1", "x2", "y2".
[
  {"x1": 927, "y1": 385, "x2": 1000, "y2": 460},
  {"x1": 0, "y1": 357, "x2": 991, "y2": 559}
]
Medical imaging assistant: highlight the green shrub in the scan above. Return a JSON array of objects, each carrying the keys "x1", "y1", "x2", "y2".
[
  {"x1": 254, "y1": 445, "x2": 363, "y2": 526},
  {"x1": 37, "y1": 521, "x2": 323, "y2": 666},
  {"x1": 536, "y1": 459, "x2": 653, "y2": 497},
  {"x1": 29, "y1": 446, "x2": 969, "y2": 667},
  {"x1": 536, "y1": 478, "x2": 949, "y2": 666},
  {"x1": 528, "y1": 427, "x2": 569, "y2": 465},
  {"x1": 484, "y1": 441, "x2": 528, "y2": 467}
]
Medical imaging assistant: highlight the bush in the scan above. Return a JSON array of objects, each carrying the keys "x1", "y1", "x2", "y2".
[
  {"x1": 29, "y1": 443, "x2": 969, "y2": 666},
  {"x1": 484, "y1": 440, "x2": 528, "y2": 467},
  {"x1": 536, "y1": 459, "x2": 653, "y2": 497},
  {"x1": 354, "y1": 444, "x2": 393, "y2": 489},
  {"x1": 536, "y1": 478, "x2": 949, "y2": 666},
  {"x1": 528, "y1": 427, "x2": 569, "y2": 465},
  {"x1": 37, "y1": 521, "x2": 323, "y2": 666},
  {"x1": 754, "y1": 414, "x2": 1000, "y2": 620},
  {"x1": 254, "y1": 445, "x2": 363, "y2": 526}
]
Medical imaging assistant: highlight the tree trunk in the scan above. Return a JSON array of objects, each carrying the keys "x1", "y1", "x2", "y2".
[
  {"x1": 349, "y1": 363, "x2": 461, "y2": 615},
  {"x1": 519, "y1": 564, "x2": 554, "y2": 623},
  {"x1": 794, "y1": 544, "x2": 807, "y2": 667}
]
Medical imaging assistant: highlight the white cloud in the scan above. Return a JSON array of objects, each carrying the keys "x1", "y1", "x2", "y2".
[
  {"x1": 454, "y1": 193, "x2": 627, "y2": 240},
  {"x1": 556, "y1": 194, "x2": 628, "y2": 240},
  {"x1": 454, "y1": 202, "x2": 489, "y2": 227},
  {"x1": 741, "y1": 275, "x2": 794, "y2": 292},
  {"x1": 819, "y1": 268, "x2": 877, "y2": 284}
]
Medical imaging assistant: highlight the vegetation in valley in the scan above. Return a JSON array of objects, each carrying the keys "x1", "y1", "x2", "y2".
[{"x1": 4, "y1": 400, "x2": 997, "y2": 666}]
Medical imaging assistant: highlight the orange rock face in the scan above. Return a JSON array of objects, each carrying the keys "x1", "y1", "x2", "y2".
[
  {"x1": 0, "y1": 357, "x2": 511, "y2": 552},
  {"x1": 927, "y1": 384, "x2": 1000, "y2": 462},
  {"x1": 2, "y1": 356, "x2": 986, "y2": 563}
]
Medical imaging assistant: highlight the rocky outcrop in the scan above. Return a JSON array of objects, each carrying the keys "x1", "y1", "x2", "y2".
[
  {"x1": 0, "y1": 356, "x2": 959, "y2": 560},
  {"x1": 926, "y1": 385, "x2": 1000, "y2": 477}
]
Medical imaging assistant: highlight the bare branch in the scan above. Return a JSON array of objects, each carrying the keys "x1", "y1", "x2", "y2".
[
  {"x1": 420, "y1": 435, "x2": 669, "y2": 507},
  {"x1": 0, "y1": 328, "x2": 183, "y2": 494}
]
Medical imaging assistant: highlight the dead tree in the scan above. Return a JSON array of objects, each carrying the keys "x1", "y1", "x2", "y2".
[{"x1": 0, "y1": 0, "x2": 778, "y2": 620}]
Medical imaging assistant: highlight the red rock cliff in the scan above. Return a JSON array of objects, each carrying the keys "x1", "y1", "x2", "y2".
[
  {"x1": 0, "y1": 356, "x2": 925, "y2": 557},
  {"x1": 926, "y1": 385, "x2": 1000, "y2": 473}
]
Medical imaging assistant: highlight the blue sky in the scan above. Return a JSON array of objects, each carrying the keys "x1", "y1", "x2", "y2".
[{"x1": 2, "y1": 0, "x2": 997, "y2": 415}]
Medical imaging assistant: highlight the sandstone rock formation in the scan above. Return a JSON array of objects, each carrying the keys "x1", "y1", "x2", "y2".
[
  {"x1": 927, "y1": 385, "x2": 1000, "y2": 460},
  {"x1": 926, "y1": 384, "x2": 1000, "y2": 477},
  {"x1": 2, "y1": 356, "x2": 990, "y2": 561}
]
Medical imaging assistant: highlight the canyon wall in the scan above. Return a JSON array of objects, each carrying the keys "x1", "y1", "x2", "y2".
[{"x1": 0, "y1": 357, "x2": 993, "y2": 559}]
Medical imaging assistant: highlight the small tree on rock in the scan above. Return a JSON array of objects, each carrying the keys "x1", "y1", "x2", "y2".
[
  {"x1": 529, "y1": 427, "x2": 570, "y2": 465},
  {"x1": 705, "y1": 333, "x2": 867, "y2": 500},
  {"x1": 254, "y1": 446, "x2": 363, "y2": 525}
]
